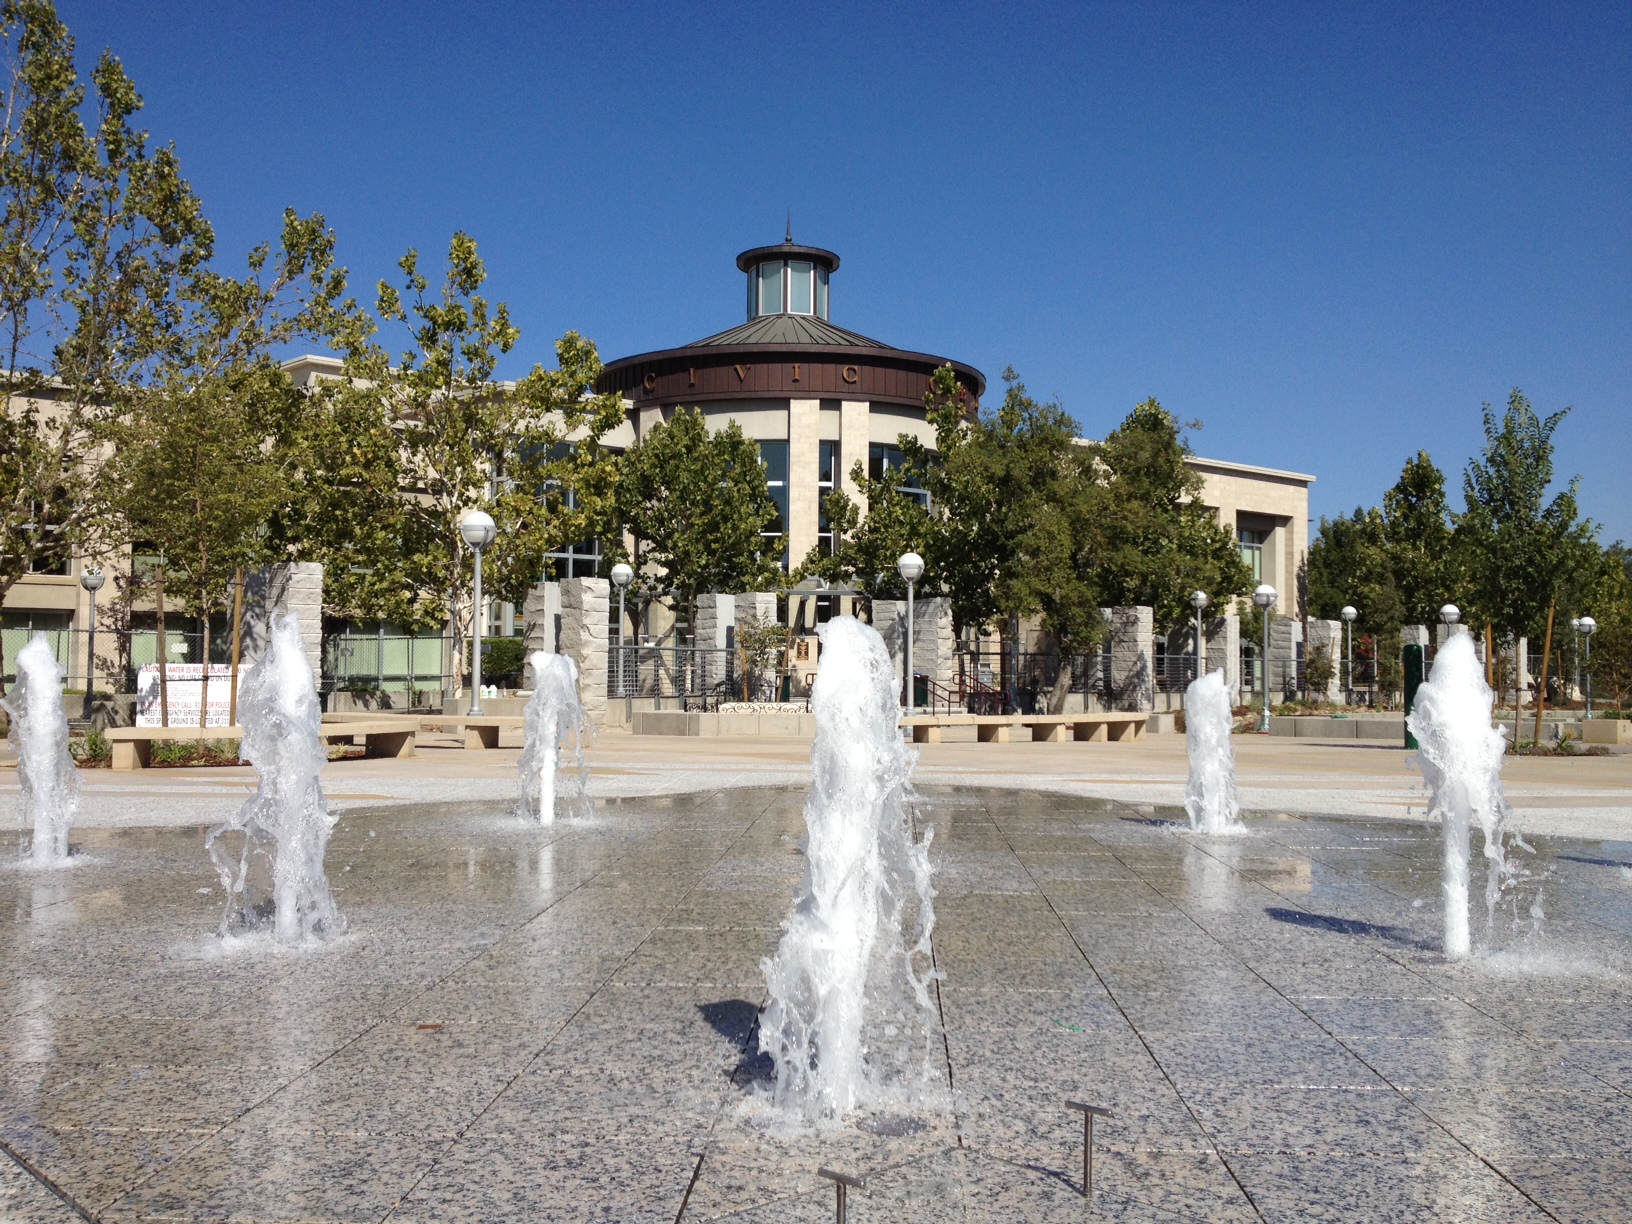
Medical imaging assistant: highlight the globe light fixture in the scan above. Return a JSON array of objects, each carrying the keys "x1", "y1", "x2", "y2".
[
  {"x1": 79, "y1": 567, "x2": 105, "y2": 721},
  {"x1": 1440, "y1": 604, "x2": 1460, "y2": 626},
  {"x1": 1253, "y1": 584, "x2": 1276, "y2": 731},
  {"x1": 897, "y1": 552, "x2": 924, "y2": 714},
  {"x1": 458, "y1": 510, "x2": 498, "y2": 715}
]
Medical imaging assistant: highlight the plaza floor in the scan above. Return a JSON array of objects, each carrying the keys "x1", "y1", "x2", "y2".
[{"x1": 3, "y1": 783, "x2": 1631, "y2": 1221}]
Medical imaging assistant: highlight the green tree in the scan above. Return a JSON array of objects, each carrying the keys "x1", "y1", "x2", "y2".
[
  {"x1": 1456, "y1": 389, "x2": 1595, "y2": 644},
  {"x1": 615, "y1": 405, "x2": 782, "y2": 632},
  {"x1": 795, "y1": 464, "x2": 933, "y2": 599},
  {"x1": 287, "y1": 234, "x2": 623, "y2": 685},
  {"x1": 0, "y1": 0, "x2": 213, "y2": 598},
  {"x1": 1307, "y1": 505, "x2": 1405, "y2": 630},
  {"x1": 1091, "y1": 398, "x2": 1251, "y2": 629},
  {"x1": 1382, "y1": 450, "x2": 1459, "y2": 628}
]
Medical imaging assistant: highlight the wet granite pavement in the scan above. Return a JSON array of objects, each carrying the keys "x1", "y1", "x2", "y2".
[{"x1": 2, "y1": 786, "x2": 1631, "y2": 1222}]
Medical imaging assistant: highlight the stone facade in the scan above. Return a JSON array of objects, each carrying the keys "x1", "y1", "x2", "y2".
[
  {"x1": 1305, "y1": 618, "x2": 1343, "y2": 704},
  {"x1": 1269, "y1": 616, "x2": 1303, "y2": 702},
  {"x1": 559, "y1": 578, "x2": 609, "y2": 723},
  {"x1": 870, "y1": 599, "x2": 906, "y2": 688},
  {"x1": 241, "y1": 562, "x2": 323, "y2": 683},
  {"x1": 1109, "y1": 605, "x2": 1154, "y2": 712},
  {"x1": 520, "y1": 580, "x2": 561, "y2": 689},
  {"x1": 694, "y1": 593, "x2": 736, "y2": 651},
  {"x1": 734, "y1": 592, "x2": 777, "y2": 636},
  {"x1": 1206, "y1": 613, "x2": 1241, "y2": 696},
  {"x1": 911, "y1": 596, "x2": 956, "y2": 694}
]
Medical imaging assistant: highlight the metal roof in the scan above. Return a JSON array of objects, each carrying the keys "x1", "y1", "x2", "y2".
[{"x1": 688, "y1": 315, "x2": 895, "y2": 348}]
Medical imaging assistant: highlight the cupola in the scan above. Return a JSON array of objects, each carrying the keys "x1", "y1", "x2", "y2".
[{"x1": 736, "y1": 226, "x2": 840, "y2": 322}]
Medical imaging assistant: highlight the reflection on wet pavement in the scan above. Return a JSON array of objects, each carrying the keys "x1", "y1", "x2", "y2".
[{"x1": 2, "y1": 787, "x2": 1630, "y2": 1221}]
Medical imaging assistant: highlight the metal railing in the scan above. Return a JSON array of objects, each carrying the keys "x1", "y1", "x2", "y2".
[{"x1": 609, "y1": 642, "x2": 812, "y2": 710}]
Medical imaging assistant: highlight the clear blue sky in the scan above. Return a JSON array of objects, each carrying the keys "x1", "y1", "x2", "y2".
[{"x1": 60, "y1": 1, "x2": 1631, "y2": 540}]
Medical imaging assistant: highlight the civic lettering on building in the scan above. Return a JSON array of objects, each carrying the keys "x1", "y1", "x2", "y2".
[
  {"x1": 735, "y1": 364, "x2": 751, "y2": 381},
  {"x1": 841, "y1": 365, "x2": 859, "y2": 384},
  {"x1": 791, "y1": 363, "x2": 800, "y2": 382},
  {"x1": 643, "y1": 372, "x2": 658, "y2": 392}
]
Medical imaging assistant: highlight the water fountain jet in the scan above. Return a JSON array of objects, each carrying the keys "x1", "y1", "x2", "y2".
[
  {"x1": 205, "y1": 613, "x2": 342, "y2": 942},
  {"x1": 1184, "y1": 670, "x2": 1242, "y2": 835},
  {"x1": 518, "y1": 651, "x2": 588, "y2": 824},
  {"x1": 1407, "y1": 633, "x2": 1520, "y2": 960},
  {"x1": 758, "y1": 616, "x2": 939, "y2": 1126},
  {"x1": 3, "y1": 634, "x2": 80, "y2": 865}
]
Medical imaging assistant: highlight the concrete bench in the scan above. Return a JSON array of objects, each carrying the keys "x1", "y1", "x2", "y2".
[
  {"x1": 419, "y1": 715, "x2": 525, "y2": 750},
  {"x1": 900, "y1": 712, "x2": 1148, "y2": 745},
  {"x1": 105, "y1": 719, "x2": 416, "y2": 771}
]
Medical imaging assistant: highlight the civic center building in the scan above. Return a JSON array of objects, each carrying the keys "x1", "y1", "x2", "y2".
[{"x1": 592, "y1": 235, "x2": 1312, "y2": 617}]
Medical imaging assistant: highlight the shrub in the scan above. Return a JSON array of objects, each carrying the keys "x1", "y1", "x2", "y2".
[
  {"x1": 71, "y1": 731, "x2": 111, "y2": 766},
  {"x1": 477, "y1": 636, "x2": 526, "y2": 688}
]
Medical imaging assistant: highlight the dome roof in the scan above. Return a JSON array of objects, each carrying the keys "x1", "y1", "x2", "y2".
[{"x1": 688, "y1": 315, "x2": 893, "y2": 348}]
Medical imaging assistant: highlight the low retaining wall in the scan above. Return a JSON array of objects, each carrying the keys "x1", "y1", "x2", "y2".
[
  {"x1": 633, "y1": 709, "x2": 816, "y2": 738},
  {"x1": 1267, "y1": 715, "x2": 1404, "y2": 741}
]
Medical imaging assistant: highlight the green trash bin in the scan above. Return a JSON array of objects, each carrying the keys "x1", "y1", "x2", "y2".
[
  {"x1": 913, "y1": 673, "x2": 928, "y2": 707},
  {"x1": 1402, "y1": 644, "x2": 1424, "y2": 749}
]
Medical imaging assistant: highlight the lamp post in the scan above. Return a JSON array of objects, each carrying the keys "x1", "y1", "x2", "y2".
[
  {"x1": 1579, "y1": 615, "x2": 1596, "y2": 716},
  {"x1": 459, "y1": 510, "x2": 497, "y2": 715},
  {"x1": 1190, "y1": 591, "x2": 1209, "y2": 683},
  {"x1": 897, "y1": 552, "x2": 924, "y2": 714},
  {"x1": 1341, "y1": 606, "x2": 1357, "y2": 706},
  {"x1": 1570, "y1": 617, "x2": 1582, "y2": 703},
  {"x1": 1253, "y1": 584, "x2": 1276, "y2": 731},
  {"x1": 610, "y1": 561, "x2": 633, "y2": 718},
  {"x1": 78, "y1": 567, "x2": 104, "y2": 721}
]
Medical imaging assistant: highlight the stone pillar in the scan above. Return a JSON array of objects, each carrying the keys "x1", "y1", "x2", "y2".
[
  {"x1": 1435, "y1": 621, "x2": 1470, "y2": 650},
  {"x1": 1109, "y1": 605, "x2": 1154, "y2": 712},
  {"x1": 694, "y1": 593, "x2": 736, "y2": 651},
  {"x1": 1305, "y1": 618, "x2": 1342, "y2": 704},
  {"x1": 912, "y1": 595, "x2": 955, "y2": 694},
  {"x1": 840, "y1": 400, "x2": 869, "y2": 511},
  {"x1": 1402, "y1": 624, "x2": 1429, "y2": 649},
  {"x1": 560, "y1": 577, "x2": 609, "y2": 724},
  {"x1": 787, "y1": 399, "x2": 820, "y2": 565},
  {"x1": 734, "y1": 592, "x2": 778, "y2": 634},
  {"x1": 871, "y1": 599, "x2": 906, "y2": 689},
  {"x1": 520, "y1": 580, "x2": 561, "y2": 689},
  {"x1": 1269, "y1": 616, "x2": 1302, "y2": 702},
  {"x1": 1205, "y1": 613, "x2": 1240, "y2": 698},
  {"x1": 242, "y1": 562, "x2": 323, "y2": 682}
]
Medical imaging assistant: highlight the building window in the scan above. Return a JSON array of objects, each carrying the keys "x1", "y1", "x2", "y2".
[
  {"x1": 788, "y1": 261, "x2": 813, "y2": 314},
  {"x1": 1238, "y1": 528, "x2": 1266, "y2": 582},
  {"x1": 759, "y1": 440, "x2": 789, "y2": 566},
  {"x1": 817, "y1": 440, "x2": 838, "y2": 554},
  {"x1": 758, "y1": 262, "x2": 783, "y2": 316},
  {"x1": 869, "y1": 442, "x2": 929, "y2": 507},
  {"x1": 815, "y1": 266, "x2": 829, "y2": 320},
  {"x1": 544, "y1": 486, "x2": 603, "y2": 578}
]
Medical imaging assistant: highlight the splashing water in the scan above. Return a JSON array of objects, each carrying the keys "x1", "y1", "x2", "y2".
[
  {"x1": 1184, "y1": 670, "x2": 1242, "y2": 835},
  {"x1": 1407, "y1": 633, "x2": 1527, "y2": 960},
  {"x1": 205, "y1": 613, "x2": 343, "y2": 942},
  {"x1": 758, "y1": 616, "x2": 940, "y2": 1126},
  {"x1": 517, "y1": 651, "x2": 589, "y2": 824},
  {"x1": 3, "y1": 635, "x2": 80, "y2": 864}
]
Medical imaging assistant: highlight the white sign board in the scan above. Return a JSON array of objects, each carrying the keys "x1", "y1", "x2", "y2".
[{"x1": 135, "y1": 663, "x2": 252, "y2": 728}]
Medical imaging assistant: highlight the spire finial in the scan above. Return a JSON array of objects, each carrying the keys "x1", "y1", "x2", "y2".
[{"x1": 785, "y1": 211, "x2": 792, "y2": 244}]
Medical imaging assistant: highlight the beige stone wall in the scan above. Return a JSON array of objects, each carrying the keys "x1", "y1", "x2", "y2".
[
  {"x1": 1189, "y1": 458, "x2": 1313, "y2": 617},
  {"x1": 787, "y1": 398, "x2": 820, "y2": 564}
]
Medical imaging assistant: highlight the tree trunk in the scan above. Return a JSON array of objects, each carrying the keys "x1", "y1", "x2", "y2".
[
  {"x1": 1533, "y1": 603, "x2": 1555, "y2": 748},
  {"x1": 1046, "y1": 650, "x2": 1073, "y2": 715},
  {"x1": 198, "y1": 608, "x2": 210, "y2": 730},
  {"x1": 229, "y1": 569, "x2": 243, "y2": 726}
]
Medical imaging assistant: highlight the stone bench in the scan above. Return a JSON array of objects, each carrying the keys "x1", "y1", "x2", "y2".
[
  {"x1": 105, "y1": 718, "x2": 416, "y2": 772},
  {"x1": 419, "y1": 715, "x2": 525, "y2": 750},
  {"x1": 899, "y1": 712, "x2": 1148, "y2": 745}
]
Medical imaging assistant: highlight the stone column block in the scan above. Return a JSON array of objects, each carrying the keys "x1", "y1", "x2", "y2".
[
  {"x1": 694, "y1": 593, "x2": 736, "y2": 651},
  {"x1": 1205, "y1": 613, "x2": 1240, "y2": 698},
  {"x1": 560, "y1": 577, "x2": 609, "y2": 724},
  {"x1": 870, "y1": 599, "x2": 906, "y2": 687},
  {"x1": 1269, "y1": 616, "x2": 1302, "y2": 702},
  {"x1": 1109, "y1": 605, "x2": 1154, "y2": 712},
  {"x1": 912, "y1": 596, "x2": 955, "y2": 693},
  {"x1": 1306, "y1": 618, "x2": 1343, "y2": 704},
  {"x1": 242, "y1": 562, "x2": 324, "y2": 683},
  {"x1": 521, "y1": 580, "x2": 560, "y2": 689}
]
